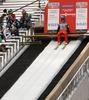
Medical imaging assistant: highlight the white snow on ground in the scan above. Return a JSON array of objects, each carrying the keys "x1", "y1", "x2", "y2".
[{"x1": 1, "y1": 38, "x2": 83, "y2": 100}]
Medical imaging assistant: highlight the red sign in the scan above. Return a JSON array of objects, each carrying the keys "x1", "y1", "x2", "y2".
[{"x1": 44, "y1": 0, "x2": 89, "y2": 34}]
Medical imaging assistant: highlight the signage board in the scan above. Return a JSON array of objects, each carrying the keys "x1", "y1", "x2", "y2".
[
  {"x1": 44, "y1": 0, "x2": 89, "y2": 34},
  {"x1": 76, "y1": 2, "x2": 88, "y2": 32}
]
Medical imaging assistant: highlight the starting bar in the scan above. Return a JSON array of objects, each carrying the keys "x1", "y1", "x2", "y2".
[{"x1": 24, "y1": 33, "x2": 89, "y2": 38}]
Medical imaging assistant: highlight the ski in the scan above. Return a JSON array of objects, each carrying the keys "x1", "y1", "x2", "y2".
[
  {"x1": 54, "y1": 44, "x2": 61, "y2": 50},
  {"x1": 62, "y1": 44, "x2": 68, "y2": 49}
]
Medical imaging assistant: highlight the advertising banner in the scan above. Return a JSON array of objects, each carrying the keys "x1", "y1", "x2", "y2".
[
  {"x1": 76, "y1": 2, "x2": 88, "y2": 32},
  {"x1": 48, "y1": 3, "x2": 60, "y2": 33},
  {"x1": 48, "y1": 9, "x2": 59, "y2": 32},
  {"x1": 44, "y1": 0, "x2": 89, "y2": 34}
]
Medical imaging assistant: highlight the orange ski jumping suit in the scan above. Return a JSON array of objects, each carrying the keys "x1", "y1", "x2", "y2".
[{"x1": 57, "y1": 23, "x2": 69, "y2": 43}]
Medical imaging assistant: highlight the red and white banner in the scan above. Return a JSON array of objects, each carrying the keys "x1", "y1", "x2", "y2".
[
  {"x1": 47, "y1": 3, "x2": 60, "y2": 33},
  {"x1": 44, "y1": 0, "x2": 89, "y2": 34},
  {"x1": 76, "y1": 2, "x2": 88, "y2": 31}
]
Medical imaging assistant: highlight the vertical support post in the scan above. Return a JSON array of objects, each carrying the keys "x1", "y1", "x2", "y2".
[
  {"x1": 0, "y1": 34, "x2": 2, "y2": 42},
  {"x1": 38, "y1": 0, "x2": 41, "y2": 26}
]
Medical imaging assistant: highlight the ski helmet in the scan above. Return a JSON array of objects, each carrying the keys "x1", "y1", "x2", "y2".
[{"x1": 61, "y1": 16, "x2": 66, "y2": 20}]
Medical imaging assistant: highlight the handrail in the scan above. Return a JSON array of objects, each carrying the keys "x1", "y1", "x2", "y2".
[
  {"x1": 45, "y1": 42, "x2": 89, "y2": 100},
  {"x1": 12, "y1": 0, "x2": 42, "y2": 26},
  {"x1": 13, "y1": 0, "x2": 40, "y2": 12},
  {"x1": 57, "y1": 57, "x2": 89, "y2": 100}
]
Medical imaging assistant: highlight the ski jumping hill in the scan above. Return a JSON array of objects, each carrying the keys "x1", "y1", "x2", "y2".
[{"x1": 1, "y1": 37, "x2": 84, "y2": 100}]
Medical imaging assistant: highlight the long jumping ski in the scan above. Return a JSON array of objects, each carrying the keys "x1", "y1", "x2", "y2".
[
  {"x1": 54, "y1": 44, "x2": 61, "y2": 50},
  {"x1": 62, "y1": 44, "x2": 68, "y2": 49}
]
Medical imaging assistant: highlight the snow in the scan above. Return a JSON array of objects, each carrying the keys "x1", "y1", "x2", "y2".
[{"x1": 1, "y1": 38, "x2": 83, "y2": 100}]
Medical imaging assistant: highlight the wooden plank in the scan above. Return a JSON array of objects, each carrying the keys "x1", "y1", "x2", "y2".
[
  {"x1": 24, "y1": 34, "x2": 85, "y2": 38},
  {"x1": 24, "y1": 35, "x2": 57, "y2": 38}
]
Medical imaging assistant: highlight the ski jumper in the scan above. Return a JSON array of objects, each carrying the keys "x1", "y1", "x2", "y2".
[{"x1": 57, "y1": 23, "x2": 69, "y2": 43}]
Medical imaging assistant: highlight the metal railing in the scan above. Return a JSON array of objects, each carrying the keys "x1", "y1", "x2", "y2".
[
  {"x1": 13, "y1": 0, "x2": 40, "y2": 12},
  {"x1": 0, "y1": 29, "x2": 29, "y2": 77},
  {"x1": 0, "y1": 0, "x2": 48, "y2": 77},
  {"x1": 2, "y1": 0, "x2": 47, "y2": 26},
  {"x1": 57, "y1": 57, "x2": 89, "y2": 100},
  {"x1": 13, "y1": 0, "x2": 44, "y2": 25}
]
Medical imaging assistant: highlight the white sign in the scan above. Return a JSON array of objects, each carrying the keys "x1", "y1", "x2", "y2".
[
  {"x1": 48, "y1": 9, "x2": 59, "y2": 31},
  {"x1": 48, "y1": 3, "x2": 59, "y2": 7},
  {"x1": 76, "y1": 8, "x2": 87, "y2": 30}
]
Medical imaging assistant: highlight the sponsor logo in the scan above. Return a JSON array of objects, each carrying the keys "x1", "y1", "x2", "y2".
[
  {"x1": 76, "y1": 23, "x2": 87, "y2": 26},
  {"x1": 60, "y1": 13, "x2": 75, "y2": 16},
  {"x1": 48, "y1": 3, "x2": 59, "y2": 7},
  {"x1": 60, "y1": 5, "x2": 76, "y2": 7},
  {"x1": 76, "y1": 2, "x2": 87, "y2": 6},
  {"x1": 48, "y1": 23, "x2": 58, "y2": 26},
  {"x1": 62, "y1": 9, "x2": 74, "y2": 12}
]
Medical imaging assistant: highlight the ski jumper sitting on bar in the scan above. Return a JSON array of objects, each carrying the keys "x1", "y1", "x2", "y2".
[{"x1": 57, "y1": 16, "x2": 69, "y2": 45}]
